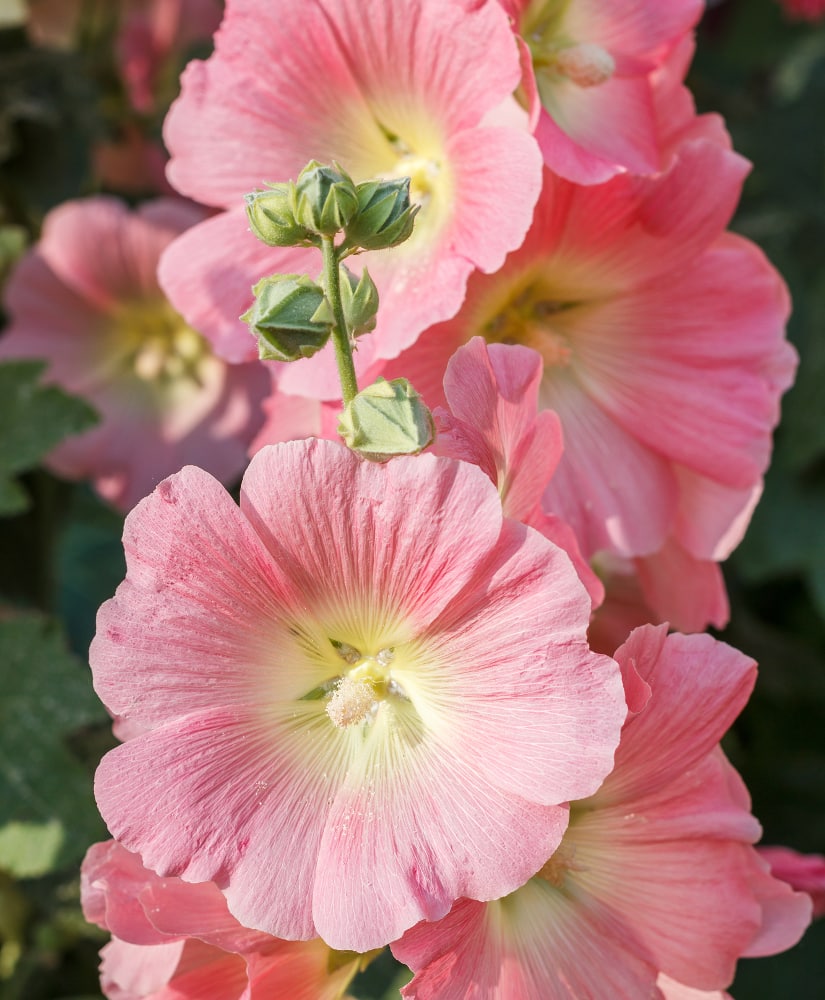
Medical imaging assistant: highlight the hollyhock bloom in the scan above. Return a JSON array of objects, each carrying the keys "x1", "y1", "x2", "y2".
[
  {"x1": 0, "y1": 196, "x2": 267, "y2": 511},
  {"x1": 393, "y1": 626, "x2": 812, "y2": 998},
  {"x1": 760, "y1": 847, "x2": 825, "y2": 918},
  {"x1": 776, "y1": 0, "x2": 825, "y2": 21},
  {"x1": 500, "y1": 0, "x2": 702, "y2": 183},
  {"x1": 159, "y1": 0, "x2": 542, "y2": 395},
  {"x1": 91, "y1": 439, "x2": 626, "y2": 952},
  {"x1": 370, "y1": 136, "x2": 796, "y2": 583},
  {"x1": 81, "y1": 839, "x2": 366, "y2": 999}
]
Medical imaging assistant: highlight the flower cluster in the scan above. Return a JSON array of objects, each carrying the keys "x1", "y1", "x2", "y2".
[{"x1": 3, "y1": 0, "x2": 821, "y2": 997}]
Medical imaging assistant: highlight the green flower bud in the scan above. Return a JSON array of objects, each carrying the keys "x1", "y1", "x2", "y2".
[
  {"x1": 338, "y1": 377, "x2": 435, "y2": 462},
  {"x1": 245, "y1": 183, "x2": 317, "y2": 248},
  {"x1": 241, "y1": 274, "x2": 332, "y2": 362},
  {"x1": 294, "y1": 161, "x2": 360, "y2": 237},
  {"x1": 341, "y1": 177, "x2": 419, "y2": 253},
  {"x1": 339, "y1": 266, "x2": 379, "y2": 338}
]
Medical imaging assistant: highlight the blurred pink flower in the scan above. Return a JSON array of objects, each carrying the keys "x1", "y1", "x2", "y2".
[
  {"x1": 373, "y1": 136, "x2": 795, "y2": 581},
  {"x1": 776, "y1": 0, "x2": 825, "y2": 21},
  {"x1": 393, "y1": 626, "x2": 812, "y2": 998},
  {"x1": 759, "y1": 846, "x2": 825, "y2": 918},
  {"x1": 117, "y1": 0, "x2": 224, "y2": 113},
  {"x1": 0, "y1": 196, "x2": 267, "y2": 511},
  {"x1": 500, "y1": 0, "x2": 703, "y2": 183},
  {"x1": 91, "y1": 439, "x2": 626, "y2": 952},
  {"x1": 159, "y1": 0, "x2": 542, "y2": 394},
  {"x1": 81, "y1": 839, "x2": 365, "y2": 999}
]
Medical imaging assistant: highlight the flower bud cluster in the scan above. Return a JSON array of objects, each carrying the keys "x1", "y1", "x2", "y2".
[{"x1": 245, "y1": 161, "x2": 418, "y2": 253}]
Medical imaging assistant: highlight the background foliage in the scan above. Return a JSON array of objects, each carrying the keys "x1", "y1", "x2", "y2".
[{"x1": 0, "y1": 0, "x2": 824, "y2": 996}]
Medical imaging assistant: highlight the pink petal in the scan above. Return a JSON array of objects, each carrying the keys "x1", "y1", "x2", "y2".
[
  {"x1": 742, "y1": 848, "x2": 813, "y2": 957},
  {"x1": 538, "y1": 74, "x2": 661, "y2": 179},
  {"x1": 634, "y1": 537, "x2": 730, "y2": 633},
  {"x1": 395, "y1": 890, "x2": 663, "y2": 1000},
  {"x1": 759, "y1": 846, "x2": 825, "y2": 919},
  {"x1": 602, "y1": 628, "x2": 756, "y2": 804},
  {"x1": 541, "y1": 373, "x2": 678, "y2": 557}
]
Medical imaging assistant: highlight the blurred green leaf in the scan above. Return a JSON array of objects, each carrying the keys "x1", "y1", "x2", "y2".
[
  {"x1": 0, "y1": 361, "x2": 97, "y2": 516},
  {"x1": 0, "y1": 821, "x2": 62, "y2": 880},
  {"x1": 0, "y1": 613, "x2": 107, "y2": 876}
]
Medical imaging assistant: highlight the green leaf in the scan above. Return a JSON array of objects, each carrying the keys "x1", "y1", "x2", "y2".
[
  {"x1": 0, "y1": 613, "x2": 107, "y2": 877},
  {"x1": 0, "y1": 361, "x2": 97, "y2": 516}
]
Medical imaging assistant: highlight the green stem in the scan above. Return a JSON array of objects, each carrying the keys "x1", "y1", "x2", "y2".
[{"x1": 321, "y1": 235, "x2": 359, "y2": 406}]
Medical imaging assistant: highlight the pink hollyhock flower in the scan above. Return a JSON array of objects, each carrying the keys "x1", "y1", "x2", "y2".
[
  {"x1": 760, "y1": 847, "x2": 825, "y2": 918},
  {"x1": 500, "y1": 0, "x2": 702, "y2": 183},
  {"x1": 372, "y1": 136, "x2": 796, "y2": 581},
  {"x1": 776, "y1": 0, "x2": 825, "y2": 21},
  {"x1": 393, "y1": 626, "x2": 813, "y2": 998},
  {"x1": 91, "y1": 439, "x2": 626, "y2": 952},
  {"x1": 0, "y1": 196, "x2": 267, "y2": 511},
  {"x1": 81, "y1": 839, "x2": 367, "y2": 999},
  {"x1": 159, "y1": 0, "x2": 542, "y2": 395}
]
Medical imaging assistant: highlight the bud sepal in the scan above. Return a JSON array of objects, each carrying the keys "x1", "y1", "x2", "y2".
[
  {"x1": 294, "y1": 161, "x2": 359, "y2": 237},
  {"x1": 245, "y1": 183, "x2": 318, "y2": 249},
  {"x1": 338, "y1": 377, "x2": 435, "y2": 462},
  {"x1": 241, "y1": 274, "x2": 332, "y2": 362},
  {"x1": 340, "y1": 177, "x2": 419, "y2": 253}
]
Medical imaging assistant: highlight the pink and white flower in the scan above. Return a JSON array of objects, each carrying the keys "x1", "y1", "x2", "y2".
[
  {"x1": 500, "y1": 0, "x2": 703, "y2": 183},
  {"x1": 81, "y1": 839, "x2": 366, "y2": 999},
  {"x1": 393, "y1": 626, "x2": 812, "y2": 998},
  {"x1": 0, "y1": 196, "x2": 267, "y2": 511},
  {"x1": 370, "y1": 136, "x2": 795, "y2": 585},
  {"x1": 91, "y1": 439, "x2": 626, "y2": 952},
  {"x1": 159, "y1": 0, "x2": 542, "y2": 395}
]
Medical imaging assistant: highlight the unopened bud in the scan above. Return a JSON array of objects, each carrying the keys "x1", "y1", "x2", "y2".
[
  {"x1": 340, "y1": 266, "x2": 379, "y2": 338},
  {"x1": 338, "y1": 377, "x2": 435, "y2": 462},
  {"x1": 241, "y1": 274, "x2": 332, "y2": 362},
  {"x1": 342, "y1": 177, "x2": 419, "y2": 253},
  {"x1": 294, "y1": 161, "x2": 359, "y2": 237},
  {"x1": 245, "y1": 183, "x2": 316, "y2": 248}
]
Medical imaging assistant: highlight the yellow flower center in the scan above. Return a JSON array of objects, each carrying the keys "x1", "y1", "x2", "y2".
[
  {"x1": 325, "y1": 642, "x2": 408, "y2": 728},
  {"x1": 110, "y1": 299, "x2": 213, "y2": 387},
  {"x1": 476, "y1": 274, "x2": 583, "y2": 370},
  {"x1": 344, "y1": 110, "x2": 452, "y2": 247}
]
